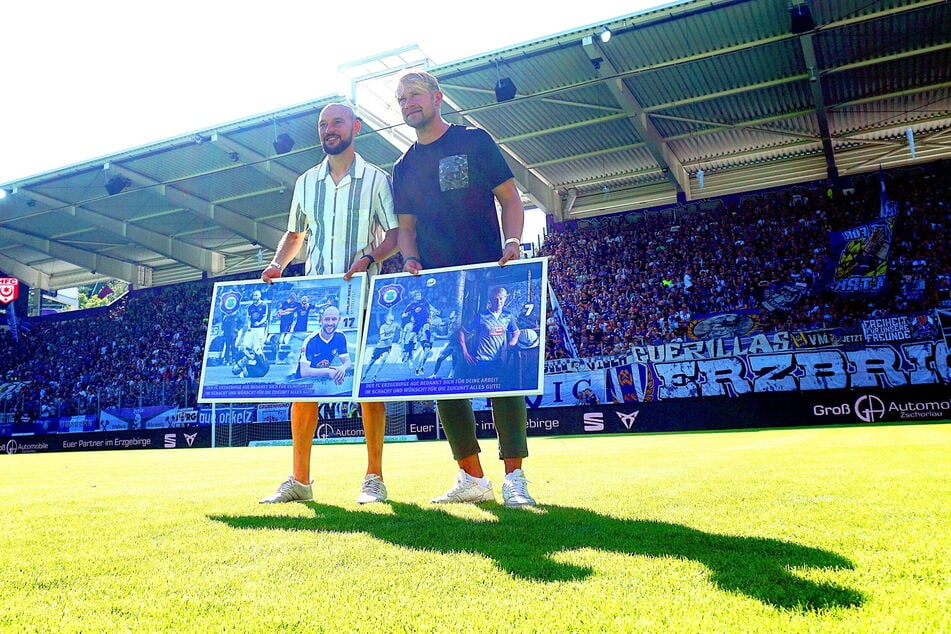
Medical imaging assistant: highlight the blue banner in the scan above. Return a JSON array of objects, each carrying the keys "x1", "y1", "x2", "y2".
[{"x1": 819, "y1": 217, "x2": 894, "y2": 296}]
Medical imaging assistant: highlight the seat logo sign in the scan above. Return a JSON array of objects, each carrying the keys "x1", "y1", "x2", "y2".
[
  {"x1": 583, "y1": 412, "x2": 604, "y2": 432},
  {"x1": 855, "y1": 395, "x2": 886, "y2": 423}
]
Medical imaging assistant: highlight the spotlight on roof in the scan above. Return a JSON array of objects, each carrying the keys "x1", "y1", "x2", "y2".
[
  {"x1": 494, "y1": 77, "x2": 517, "y2": 103},
  {"x1": 790, "y1": 2, "x2": 815, "y2": 34},
  {"x1": 105, "y1": 175, "x2": 131, "y2": 196},
  {"x1": 273, "y1": 133, "x2": 295, "y2": 155},
  {"x1": 597, "y1": 27, "x2": 612, "y2": 43}
]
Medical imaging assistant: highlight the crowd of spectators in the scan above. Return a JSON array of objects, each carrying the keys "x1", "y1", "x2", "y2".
[
  {"x1": 540, "y1": 165, "x2": 950, "y2": 358},
  {"x1": 0, "y1": 283, "x2": 209, "y2": 420},
  {"x1": 0, "y1": 164, "x2": 947, "y2": 418}
]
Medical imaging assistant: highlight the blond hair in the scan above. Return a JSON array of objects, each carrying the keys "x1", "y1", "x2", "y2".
[{"x1": 396, "y1": 70, "x2": 440, "y2": 95}]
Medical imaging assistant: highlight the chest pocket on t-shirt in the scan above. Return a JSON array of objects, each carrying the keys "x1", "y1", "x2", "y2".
[{"x1": 439, "y1": 154, "x2": 469, "y2": 192}]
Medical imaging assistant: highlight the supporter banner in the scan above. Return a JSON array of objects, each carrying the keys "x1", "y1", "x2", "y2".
[
  {"x1": 757, "y1": 282, "x2": 805, "y2": 315},
  {"x1": 939, "y1": 308, "x2": 951, "y2": 347},
  {"x1": 820, "y1": 217, "x2": 894, "y2": 296},
  {"x1": 790, "y1": 328, "x2": 846, "y2": 349},
  {"x1": 198, "y1": 274, "x2": 367, "y2": 403},
  {"x1": 627, "y1": 331, "x2": 792, "y2": 363},
  {"x1": 861, "y1": 311, "x2": 940, "y2": 343},
  {"x1": 156, "y1": 407, "x2": 200, "y2": 429},
  {"x1": 860, "y1": 316, "x2": 909, "y2": 342},
  {"x1": 687, "y1": 310, "x2": 759, "y2": 340},
  {"x1": 0, "y1": 381, "x2": 27, "y2": 405},
  {"x1": 256, "y1": 403, "x2": 291, "y2": 424},
  {"x1": 99, "y1": 405, "x2": 177, "y2": 431},
  {"x1": 648, "y1": 339, "x2": 949, "y2": 398},
  {"x1": 908, "y1": 311, "x2": 940, "y2": 340},
  {"x1": 198, "y1": 405, "x2": 257, "y2": 427},
  {"x1": 356, "y1": 259, "x2": 548, "y2": 402},
  {"x1": 470, "y1": 370, "x2": 606, "y2": 411},
  {"x1": 1, "y1": 427, "x2": 210, "y2": 455},
  {"x1": 30, "y1": 414, "x2": 98, "y2": 435},
  {"x1": 605, "y1": 363, "x2": 658, "y2": 403}
]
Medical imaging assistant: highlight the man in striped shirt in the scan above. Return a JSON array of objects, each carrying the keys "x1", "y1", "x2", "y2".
[{"x1": 259, "y1": 102, "x2": 398, "y2": 505}]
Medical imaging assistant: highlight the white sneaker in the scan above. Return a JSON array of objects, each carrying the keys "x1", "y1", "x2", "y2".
[
  {"x1": 259, "y1": 476, "x2": 313, "y2": 504},
  {"x1": 431, "y1": 469, "x2": 495, "y2": 504},
  {"x1": 356, "y1": 474, "x2": 388, "y2": 504},
  {"x1": 502, "y1": 469, "x2": 536, "y2": 507}
]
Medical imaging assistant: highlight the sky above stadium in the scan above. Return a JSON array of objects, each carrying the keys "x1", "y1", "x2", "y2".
[{"x1": 0, "y1": 0, "x2": 668, "y2": 185}]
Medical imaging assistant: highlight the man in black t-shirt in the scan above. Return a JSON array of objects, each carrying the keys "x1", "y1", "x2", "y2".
[{"x1": 393, "y1": 69, "x2": 536, "y2": 508}]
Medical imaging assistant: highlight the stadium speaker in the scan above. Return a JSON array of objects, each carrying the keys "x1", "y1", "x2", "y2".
[
  {"x1": 494, "y1": 77, "x2": 517, "y2": 103},
  {"x1": 790, "y1": 4, "x2": 815, "y2": 34},
  {"x1": 273, "y1": 133, "x2": 295, "y2": 155},
  {"x1": 104, "y1": 175, "x2": 131, "y2": 196}
]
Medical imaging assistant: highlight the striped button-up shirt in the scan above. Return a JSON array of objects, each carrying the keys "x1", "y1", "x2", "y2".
[{"x1": 287, "y1": 153, "x2": 396, "y2": 276}]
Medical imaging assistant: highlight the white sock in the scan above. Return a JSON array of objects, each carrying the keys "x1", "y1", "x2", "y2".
[
  {"x1": 505, "y1": 469, "x2": 524, "y2": 481},
  {"x1": 463, "y1": 471, "x2": 490, "y2": 487}
]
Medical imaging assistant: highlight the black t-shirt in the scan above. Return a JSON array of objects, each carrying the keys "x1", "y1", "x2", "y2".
[{"x1": 393, "y1": 124, "x2": 513, "y2": 269}]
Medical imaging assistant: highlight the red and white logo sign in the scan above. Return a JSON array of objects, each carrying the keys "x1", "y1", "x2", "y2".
[{"x1": 0, "y1": 278, "x2": 19, "y2": 305}]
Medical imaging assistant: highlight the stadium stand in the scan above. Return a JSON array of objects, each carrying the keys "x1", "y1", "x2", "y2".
[
  {"x1": 541, "y1": 165, "x2": 950, "y2": 359},
  {"x1": 0, "y1": 165, "x2": 948, "y2": 422}
]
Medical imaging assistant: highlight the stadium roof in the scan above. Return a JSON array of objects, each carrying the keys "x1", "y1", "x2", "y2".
[{"x1": 1, "y1": 0, "x2": 949, "y2": 293}]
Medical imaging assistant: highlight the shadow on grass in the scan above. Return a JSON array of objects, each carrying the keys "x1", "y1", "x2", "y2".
[{"x1": 210, "y1": 502, "x2": 863, "y2": 611}]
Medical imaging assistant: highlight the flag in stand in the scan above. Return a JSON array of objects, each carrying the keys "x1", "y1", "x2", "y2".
[
  {"x1": 879, "y1": 168, "x2": 898, "y2": 218},
  {"x1": 0, "y1": 277, "x2": 20, "y2": 342},
  {"x1": 7, "y1": 301, "x2": 18, "y2": 342},
  {"x1": 548, "y1": 288, "x2": 579, "y2": 359},
  {"x1": 97, "y1": 285, "x2": 114, "y2": 299}
]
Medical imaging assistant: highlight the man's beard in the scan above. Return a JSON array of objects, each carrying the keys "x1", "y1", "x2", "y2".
[
  {"x1": 403, "y1": 107, "x2": 433, "y2": 130},
  {"x1": 321, "y1": 135, "x2": 352, "y2": 155}
]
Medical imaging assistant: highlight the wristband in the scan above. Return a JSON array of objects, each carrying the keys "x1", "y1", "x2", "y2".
[
  {"x1": 267, "y1": 261, "x2": 284, "y2": 272},
  {"x1": 405, "y1": 256, "x2": 422, "y2": 265},
  {"x1": 360, "y1": 253, "x2": 376, "y2": 265},
  {"x1": 504, "y1": 238, "x2": 520, "y2": 248}
]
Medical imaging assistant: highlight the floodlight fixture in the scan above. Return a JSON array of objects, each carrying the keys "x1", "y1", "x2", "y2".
[
  {"x1": 494, "y1": 58, "x2": 517, "y2": 103},
  {"x1": 105, "y1": 175, "x2": 131, "y2": 196},
  {"x1": 273, "y1": 132, "x2": 295, "y2": 155},
  {"x1": 790, "y1": 2, "x2": 815, "y2": 33},
  {"x1": 597, "y1": 27, "x2": 612, "y2": 43},
  {"x1": 495, "y1": 77, "x2": 517, "y2": 102}
]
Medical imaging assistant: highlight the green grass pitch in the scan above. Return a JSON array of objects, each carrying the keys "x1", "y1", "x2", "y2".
[{"x1": 1, "y1": 422, "x2": 948, "y2": 633}]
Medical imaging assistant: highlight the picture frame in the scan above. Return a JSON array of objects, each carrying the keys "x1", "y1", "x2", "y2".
[
  {"x1": 355, "y1": 258, "x2": 548, "y2": 401},
  {"x1": 198, "y1": 274, "x2": 366, "y2": 403}
]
